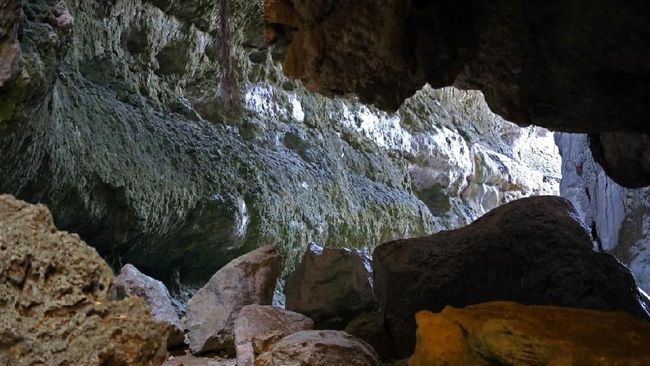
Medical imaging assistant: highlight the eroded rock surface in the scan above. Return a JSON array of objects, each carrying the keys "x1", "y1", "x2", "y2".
[
  {"x1": 255, "y1": 330, "x2": 380, "y2": 366},
  {"x1": 285, "y1": 242, "x2": 376, "y2": 328},
  {"x1": 234, "y1": 305, "x2": 313, "y2": 366},
  {"x1": 0, "y1": 194, "x2": 168, "y2": 365},
  {"x1": 186, "y1": 246, "x2": 282, "y2": 355},
  {"x1": 264, "y1": 0, "x2": 650, "y2": 187},
  {"x1": 411, "y1": 302, "x2": 650, "y2": 366},
  {"x1": 0, "y1": 0, "x2": 560, "y2": 286},
  {"x1": 115, "y1": 263, "x2": 185, "y2": 348},
  {"x1": 374, "y1": 196, "x2": 650, "y2": 358},
  {"x1": 556, "y1": 133, "x2": 650, "y2": 296}
]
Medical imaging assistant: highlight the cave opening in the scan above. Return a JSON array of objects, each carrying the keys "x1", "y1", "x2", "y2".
[{"x1": 1, "y1": 0, "x2": 650, "y2": 364}]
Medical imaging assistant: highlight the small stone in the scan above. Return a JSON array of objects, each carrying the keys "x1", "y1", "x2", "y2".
[
  {"x1": 234, "y1": 305, "x2": 314, "y2": 366},
  {"x1": 255, "y1": 330, "x2": 380, "y2": 366},
  {"x1": 115, "y1": 264, "x2": 185, "y2": 348},
  {"x1": 286, "y1": 243, "x2": 376, "y2": 327},
  {"x1": 185, "y1": 246, "x2": 282, "y2": 355}
]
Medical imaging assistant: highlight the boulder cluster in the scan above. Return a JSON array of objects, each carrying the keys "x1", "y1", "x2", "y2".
[{"x1": 3, "y1": 194, "x2": 650, "y2": 365}]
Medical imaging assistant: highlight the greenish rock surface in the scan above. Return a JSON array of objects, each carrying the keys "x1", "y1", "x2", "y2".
[{"x1": 0, "y1": 0, "x2": 560, "y2": 289}]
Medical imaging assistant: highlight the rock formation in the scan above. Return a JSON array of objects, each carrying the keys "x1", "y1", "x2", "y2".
[
  {"x1": 234, "y1": 305, "x2": 314, "y2": 366},
  {"x1": 185, "y1": 246, "x2": 282, "y2": 355},
  {"x1": 115, "y1": 263, "x2": 185, "y2": 348},
  {"x1": 374, "y1": 196, "x2": 650, "y2": 358},
  {"x1": 255, "y1": 330, "x2": 380, "y2": 366},
  {"x1": 0, "y1": 0, "x2": 559, "y2": 287},
  {"x1": 264, "y1": 0, "x2": 650, "y2": 187},
  {"x1": 285, "y1": 242, "x2": 376, "y2": 327},
  {"x1": 410, "y1": 302, "x2": 650, "y2": 366},
  {"x1": 556, "y1": 133, "x2": 650, "y2": 296},
  {"x1": 0, "y1": 194, "x2": 168, "y2": 365}
]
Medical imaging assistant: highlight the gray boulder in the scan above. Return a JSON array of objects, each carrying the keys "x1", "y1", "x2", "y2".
[
  {"x1": 255, "y1": 330, "x2": 380, "y2": 366},
  {"x1": 115, "y1": 264, "x2": 185, "y2": 348},
  {"x1": 286, "y1": 243, "x2": 376, "y2": 328},
  {"x1": 374, "y1": 196, "x2": 650, "y2": 358},
  {"x1": 185, "y1": 246, "x2": 282, "y2": 355},
  {"x1": 234, "y1": 305, "x2": 313, "y2": 366}
]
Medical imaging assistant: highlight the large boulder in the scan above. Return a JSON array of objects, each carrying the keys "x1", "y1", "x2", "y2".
[
  {"x1": 185, "y1": 245, "x2": 282, "y2": 355},
  {"x1": 410, "y1": 302, "x2": 650, "y2": 366},
  {"x1": 286, "y1": 243, "x2": 376, "y2": 327},
  {"x1": 115, "y1": 263, "x2": 185, "y2": 348},
  {"x1": 234, "y1": 305, "x2": 314, "y2": 366},
  {"x1": 255, "y1": 330, "x2": 380, "y2": 366},
  {"x1": 0, "y1": 194, "x2": 168, "y2": 365},
  {"x1": 374, "y1": 196, "x2": 650, "y2": 358}
]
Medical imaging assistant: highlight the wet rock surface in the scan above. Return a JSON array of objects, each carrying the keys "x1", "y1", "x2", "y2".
[
  {"x1": 556, "y1": 133, "x2": 650, "y2": 296},
  {"x1": 115, "y1": 263, "x2": 185, "y2": 348},
  {"x1": 255, "y1": 330, "x2": 380, "y2": 366},
  {"x1": 285, "y1": 242, "x2": 376, "y2": 327},
  {"x1": 0, "y1": 194, "x2": 168, "y2": 365},
  {"x1": 264, "y1": 0, "x2": 650, "y2": 187},
  {"x1": 186, "y1": 246, "x2": 282, "y2": 355},
  {"x1": 234, "y1": 305, "x2": 314, "y2": 366},
  {"x1": 374, "y1": 196, "x2": 650, "y2": 358},
  {"x1": 411, "y1": 302, "x2": 650, "y2": 366}
]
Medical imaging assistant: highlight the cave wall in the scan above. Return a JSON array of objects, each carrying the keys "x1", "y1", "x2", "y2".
[
  {"x1": 556, "y1": 133, "x2": 650, "y2": 294},
  {"x1": 0, "y1": 0, "x2": 558, "y2": 286},
  {"x1": 264, "y1": 0, "x2": 650, "y2": 188}
]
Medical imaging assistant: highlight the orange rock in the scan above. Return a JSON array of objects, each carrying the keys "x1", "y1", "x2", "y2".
[{"x1": 410, "y1": 302, "x2": 650, "y2": 366}]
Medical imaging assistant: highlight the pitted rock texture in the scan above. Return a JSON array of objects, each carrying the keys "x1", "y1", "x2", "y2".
[
  {"x1": 115, "y1": 263, "x2": 185, "y2": 348},
  {"x1": 264, "y1": 0, "x2": 650, "y2": 187},
  {"x1": 411, "y1": 302, "x2": 650, "y2": 366},
  {"x1": 556, "y1": 133, "x2": 650, "y2": 295},
  {"x1": 185, "y1": 246, "x2": 282, "y2": 355},
  {"x1": 0, "y1": 194, "x2": 168, "y2": 365},
  {"x1": 285, "y1": 242, "x2": 376, "y2": 328},
  {"x1": 373, "y1": 196, "x2": 650, "y2": 358},
  {"x1": 0, "y1": 0, "x2": 560, "y2": 286},
  {"x1": 234, "y1": 305, "x2": 314, "y2": 366},
  {"x1": 255, "y1": 330, "x2": 380, "y2": 366}
]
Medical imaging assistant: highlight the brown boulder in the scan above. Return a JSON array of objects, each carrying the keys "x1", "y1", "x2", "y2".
[
  {"x1": 411, "y1": 302, "x2": 650, "y2": 366},
  {"x1": 185, "y1": 246, "x2": 282, "y2": 355},
  {"x1": 285, "y1": 243, "x2": 376, "y2": 328},
  {"x1": 234, "y1": 305, "x2": 314, "y2": 366},
  {"x1": 373, "y1": 196, "x2": 650, "y2": 358},
  {"x1": 0, "y1": 194, "x2": 168, "y2": 365},
  {"x1": 255, "y1": 330, "x2": 380, "y2": 366}
]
